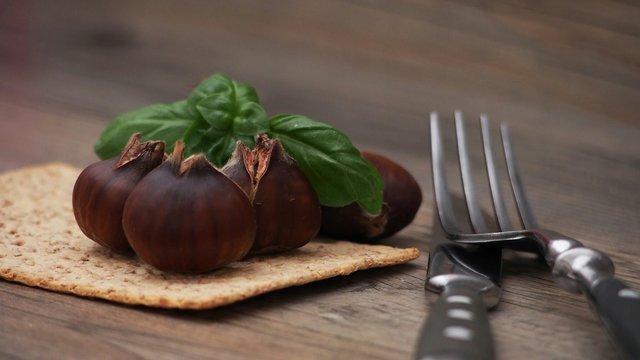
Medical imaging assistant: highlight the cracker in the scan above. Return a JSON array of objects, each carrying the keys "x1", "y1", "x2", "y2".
[{"x1": 0, "y1": 163, "x2": 419, "y2": 309}]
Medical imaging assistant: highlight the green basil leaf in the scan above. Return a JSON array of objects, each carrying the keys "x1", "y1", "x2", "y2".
[
  {"x1": 183, "y1": 74, "x2": 268, "y2": 167},
  {"x1": 94, "y1": 100, "x2": 195, "y2": 160},
  {"x1": 187, "y1": 73, "x2": 259, "y2": 113},
  {"x1": 268, "y1": 114, "x2": 384, "y2": 214}
]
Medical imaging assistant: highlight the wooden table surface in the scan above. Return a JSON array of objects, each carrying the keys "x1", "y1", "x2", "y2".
[{"x1": 1, "y1": 1, "x2": 639, "y2": 359}]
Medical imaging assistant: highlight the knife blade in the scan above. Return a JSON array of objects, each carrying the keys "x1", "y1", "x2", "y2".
[{"x1": 414, "y1": 210, "x2": 503, "y2": 360}]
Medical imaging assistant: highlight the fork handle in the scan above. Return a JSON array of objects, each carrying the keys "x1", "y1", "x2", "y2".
[
  {"x1": 552, "y1": 247, "x2": 640, "y2": 359},
  {"x1": 587, "y1": 277, "x2": 640, "y2": 359},
  {"x1": 414, "y1": 282, "x2": 494, "y2": 360}
]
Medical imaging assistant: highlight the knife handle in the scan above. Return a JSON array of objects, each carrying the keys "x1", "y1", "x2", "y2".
[
  {"x1": 414, "y1": 281, "x2": 494, "y2": 360},
  {"x1": 552, "y1": 247, "x2": 640, "y2": 359},
  {"x1": 587, "y1": 277, "x2": 640, "y2": 359}
]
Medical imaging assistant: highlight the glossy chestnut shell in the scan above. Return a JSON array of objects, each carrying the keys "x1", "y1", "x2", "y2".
[
  {"x1": 122, "y1": 142, "x2": 256, "y2": 273},
  {"x1": 320, "y1": 151, "x2": 422, "y2": 241},
  {"x1": 223, "y1": 136, "x2": 321, "y2": 255},
  {"x1": 72, "y1": 133, "x2": 164, "y2": 252}
]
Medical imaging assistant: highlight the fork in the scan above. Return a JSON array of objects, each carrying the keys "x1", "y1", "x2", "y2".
[{"x1": 430, "y1": 111, "x2": 640, "y2": 359}]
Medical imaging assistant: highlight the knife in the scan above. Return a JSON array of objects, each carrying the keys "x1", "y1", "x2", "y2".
[{"x1": 414, "y1": 210, "x2": 503, "y2": 360}]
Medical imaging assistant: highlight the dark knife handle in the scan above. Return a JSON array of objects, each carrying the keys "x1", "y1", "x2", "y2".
[
  {"x1": 587, "y1": 277, "x2": 640, "y2": 359},
  {"x1": 414, "y1": 282, "x2": 494, "y2": 360}
]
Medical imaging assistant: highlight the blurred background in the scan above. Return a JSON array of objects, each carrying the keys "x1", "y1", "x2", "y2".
[{"x1": 1, "y1": 0, "x2": 639, "y2": 172}]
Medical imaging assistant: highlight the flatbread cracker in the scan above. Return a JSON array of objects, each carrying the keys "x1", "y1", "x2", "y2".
[{"x1": 0, "y1": 163, "x2": 419, "y2": 309}]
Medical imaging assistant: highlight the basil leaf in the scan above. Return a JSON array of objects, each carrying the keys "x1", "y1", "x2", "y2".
[
  {"x1": 183, "y1": 74, "x2": 268, "y2": 166},
  {"x1": 268, "y1": 114, "x2": 383, "y2": 214},
  {"x1": 94, "y1": 100, "x2": 195, "y2": 160},
  {"x1": 187, "y1": 73, "x2": 260, "y2": 113}
]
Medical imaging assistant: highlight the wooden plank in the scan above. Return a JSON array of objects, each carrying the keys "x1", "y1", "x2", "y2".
[{"x1": 1, "y1": 0, "x2": 639, "y2": 125}]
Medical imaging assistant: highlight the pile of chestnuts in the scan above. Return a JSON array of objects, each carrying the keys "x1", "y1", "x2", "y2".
[{"x1": 73, "y1": 133, "x2": 421, "y2": 273}]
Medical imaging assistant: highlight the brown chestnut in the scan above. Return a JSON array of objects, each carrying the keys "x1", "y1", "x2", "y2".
[
  {"x1": 320, "y1": 151, "x2": 422, "y2": 241},
  {"x1": 223, "y1": 135, "x2": 321, "y2": 255},
  {"x1": 122, "y1": 141, "x2": 256, "y2": 273},
  {"x1": 72, "y1": 133, "x2": 164, "y2": 252}
]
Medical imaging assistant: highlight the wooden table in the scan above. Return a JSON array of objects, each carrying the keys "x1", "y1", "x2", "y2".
[{"x1": 1, "y1": 1, "x2": 639, "y2": 359}]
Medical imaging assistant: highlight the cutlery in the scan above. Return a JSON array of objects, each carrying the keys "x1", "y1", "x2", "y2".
[
  {"x1": 414, "y1": 112, "x2": 504, "y2": 360},
  {"x1": 430, "y1": 111, "x2": 640, "y2": 359},
  {"x1": 414, "y1": 217, "x2": 502, "y2": 360}
]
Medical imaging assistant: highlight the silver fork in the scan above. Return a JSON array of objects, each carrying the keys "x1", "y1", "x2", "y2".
[{"x1": 431, "y1": 111, "x2": 640, "y2": 359}]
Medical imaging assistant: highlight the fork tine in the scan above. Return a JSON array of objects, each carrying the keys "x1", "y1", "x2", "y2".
[
  {"x1": 455, "y1": 111, "x2": 488, "y2": 233},
  {"x1": 481, "y1": 115, "x2": 514, "y2": 231},
  {"x1": 430, "y1": 112, "x2": 461, "y2": 235},
  {"x1": 500, "y1": 123, "x2": 539, "y2": 229}
]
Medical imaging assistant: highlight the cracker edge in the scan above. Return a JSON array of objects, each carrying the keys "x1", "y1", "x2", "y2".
[{"x1": 1, "y1": 246, "x2": 419, "y2": 310}]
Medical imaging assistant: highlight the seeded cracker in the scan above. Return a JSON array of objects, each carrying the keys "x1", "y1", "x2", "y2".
[{"x1": 0, "y1": 163, "x2": 419, "y2": 309}]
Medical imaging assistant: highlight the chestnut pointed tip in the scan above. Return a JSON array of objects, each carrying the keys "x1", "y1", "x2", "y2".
[
  {"x1": 149, "y1": 141, "x2": 165, "y2": 155},
  {"x1": 179, "y1": 153, "x2": 215, "y2": 176},
  {"x1": 254, "y1": 134, "x2": 281, "y2": 153},
  {"x1": 116, "y1": 133, "x2": 165, "y2": 169},
  {"x1": 254, "y1": 133, "x2": 271, "y2": 144},
  {"x1": 166, "y1": 140, "x2": 186, "y2": 168},
  {"x1": 172, "y1": 140, "x2": 186, "y2": 158},
  {"x1": 116, "y1": 133, "x2": 143, "y2": 167},
  {"x1": 221, "y1": 142, "x2": 255, "y2": 198},
  {"x1": 128, "y1": 132, "x2": 143, "y2": 144},
  {"x1": 227, "y1": 141, "x2": 254, "y2": 175}
]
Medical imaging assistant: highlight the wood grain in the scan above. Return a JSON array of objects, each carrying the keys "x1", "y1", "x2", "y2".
[{"x1": 1, "y1": 0, "x2": 639, "y2": 359}]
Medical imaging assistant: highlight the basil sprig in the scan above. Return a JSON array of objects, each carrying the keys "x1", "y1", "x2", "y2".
[
  {"x1": 94, "y1": 73, "x2": 383, "y2": 214},
  {"x1": 182, "y1": 74, "x2": 269, "y2": 166},
  {"x1": 94, "y1": 100, "x2": 194, "y2": 159},
  {"x1": 95, "y1": 74, "x2": 268, "y2": 165}
]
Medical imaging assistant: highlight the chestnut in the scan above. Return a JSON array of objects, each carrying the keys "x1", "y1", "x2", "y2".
[
  {"x1": 223, "y1": 135, "x2": 321, "y2": 255},
  {"x1": 320, "y1": 151, "x2": 422, "y2": 241},
  {"x1": 72, "y1": 133, "x2": 164, "y2": 252},
  {"x1": 122, "y1": 141, "x2": 256, "y2": 273}
]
